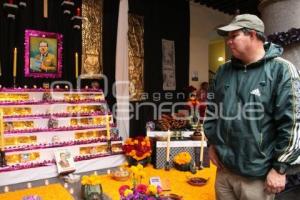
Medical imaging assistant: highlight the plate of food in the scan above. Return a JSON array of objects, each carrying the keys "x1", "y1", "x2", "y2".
[
  {"x1": 111, "y1": 169, "x2": 130, "y2": 181},
  {"x1": 187, "y1": 177, "x2": 209, "y2": 186}
]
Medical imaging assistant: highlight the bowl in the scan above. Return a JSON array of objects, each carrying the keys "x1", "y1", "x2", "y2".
[
  {"x1": 111, "y1": 169, "x2": 130, "y2": 181},
  {"x1": 187, "y1": 177, "x2": 209, "y2": 186},
  {"x1": 155, "y1": 135, "x2": 168, "y2": 141},
  {"x1": 190, "y1": 135, "x2": 202, "y2": 140}
]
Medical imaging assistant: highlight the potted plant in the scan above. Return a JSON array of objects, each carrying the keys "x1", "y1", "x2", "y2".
[{"x1": 81, "y1": 174, "x2": 103, "y2": 200}]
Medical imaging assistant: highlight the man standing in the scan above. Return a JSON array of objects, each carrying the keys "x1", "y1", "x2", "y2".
[{"x1": 204, "y1": 14, "x2": 300, "y2": 200}]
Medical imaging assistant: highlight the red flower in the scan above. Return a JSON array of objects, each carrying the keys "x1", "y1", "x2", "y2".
[
  {"x1": 122, "y1": 136, "x2": 152, "y2": 161},
  {"x1": 136, "y1": 184, "x2": 148, "y2": 194},
  {"x1": 119, "y1": 185, "x2": 130, "y2": 196}
]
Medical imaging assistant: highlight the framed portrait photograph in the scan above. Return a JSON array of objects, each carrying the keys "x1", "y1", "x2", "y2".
[
  {"x1": 24, "y1": 29, "x2": 63, "y2": 78},
  {"x1": 54, "y1": 149, "x2": 76, "y2": 174}
]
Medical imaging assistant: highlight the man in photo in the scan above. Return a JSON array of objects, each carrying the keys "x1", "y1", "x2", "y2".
[
  {"x1": 31, "y1": 40, "x2": 57, "y2": 73},
  {"x1": 58, "y1": 152, "x2": 71, "y2": 168}
]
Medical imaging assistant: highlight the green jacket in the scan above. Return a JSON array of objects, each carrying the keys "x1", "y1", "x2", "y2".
[{"x1": 204, "y1": 43, "x2": 300, "y2": 177}]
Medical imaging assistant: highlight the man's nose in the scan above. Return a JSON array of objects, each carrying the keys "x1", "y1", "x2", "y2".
[{"x1": 226, "y1": 39, "x2": 233, "y2": 46}]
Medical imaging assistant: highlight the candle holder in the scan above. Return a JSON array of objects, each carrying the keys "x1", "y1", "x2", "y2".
[
  {"x1": 3, "y1": 2, "x2": 18, "y2": 20},
  {"x1": 106, "y1": 139, "x2": 112, "y2": 153},
  {"x1": 190, "y1": 161, "x2": 197, "y2": 174},
  {"x1": 13, "y1": 76, "x2": 16, "y2": 88},
  {"x1": 199, "y1": 162, "x2": 204, "y2": 170},
  {"x1": 61, "y1": 0, "x2": 74, "y2": 15},
  {"x1": 71, "y1": 15, "x2": 83, "y2": 30},
  {"x1": 164, "y1": 160, "x2": 171, "y2": 171},
  {"x1": 71, "y1": 7, "x2": 83, "y2": 30},
  {"x1": 0, "y1": 150, "x2": 7, "y2": 167},
  {"x1": 19, "y1": 0, "x2": 27, "y2": 8}
]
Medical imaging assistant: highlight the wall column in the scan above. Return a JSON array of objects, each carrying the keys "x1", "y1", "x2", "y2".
[{"x1": 259, "y1": 0, "x2": 300, "y2": 69}]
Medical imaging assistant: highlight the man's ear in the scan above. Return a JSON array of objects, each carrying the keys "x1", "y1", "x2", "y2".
[{"x1": 249, "y1": 30, "x2": 257, "y2": 39}]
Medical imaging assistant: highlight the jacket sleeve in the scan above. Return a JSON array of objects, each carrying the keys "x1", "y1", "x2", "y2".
[{"x1": 273, "y1": 60, "x2": 300, "y2": 171}]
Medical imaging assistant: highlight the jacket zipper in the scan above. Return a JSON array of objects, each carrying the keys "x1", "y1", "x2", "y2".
[{"x1": 244, "y1": 65, "x2": 247, "y2": 72}]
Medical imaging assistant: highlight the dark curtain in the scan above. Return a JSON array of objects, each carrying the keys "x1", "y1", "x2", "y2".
[
  {"x1": 102, "y1": 0, "x2": 119, "y2": 110},
  {"x1": 0, "y1": 0, "x2": 82, "y2": 87},
  {"x1": 129, "y1": 0, "x2": 190, "y2": 136}
]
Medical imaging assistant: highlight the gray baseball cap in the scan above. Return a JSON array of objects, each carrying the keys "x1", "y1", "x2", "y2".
[{"x1": 217, "y1": 14, "x2": 265, "y2": 36}]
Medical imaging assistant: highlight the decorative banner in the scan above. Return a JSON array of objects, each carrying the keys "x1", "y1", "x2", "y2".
[
  {"x1": 162, "y1": 39, "x2": 176, "y2": 91},
  {"x1": 128, "y1": 14, "x2": 144, "y2": 101},
  {"x1": 24, "y1": 30, "x2": 63, "y2": 78},
  {"x1": 81, "y1": 0, "x2": 103, "y2": 78}
]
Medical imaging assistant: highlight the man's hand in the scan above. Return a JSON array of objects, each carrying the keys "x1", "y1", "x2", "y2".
[
  {"x1": 208, "y1": 145, "x2": 224, "y2": 170},
  {"x1": 265, "y1": 168, "x2": 286, "y2": 194},
  {"x1": 40, "y1": 63, "x2": 48, "y2": 71}
]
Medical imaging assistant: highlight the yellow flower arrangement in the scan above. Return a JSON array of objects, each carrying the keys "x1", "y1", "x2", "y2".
[
  {"x1": 129, "y1": 164, "x2": 146, "y2": 187},
  {"x1": 81, "y1": 174, "x2": 102, "y2": 185},
  {"x1": 173, "y1": 152, "x2": 192, "y2": 165},
  {"x1": 122, "y1": 136, "x2": 152, "y2": 161}
]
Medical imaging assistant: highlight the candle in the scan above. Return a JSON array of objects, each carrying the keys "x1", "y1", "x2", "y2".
[
  {"x1": 200, "y1": 127, "x2": 205, "y2": 166},
  {"x1": 43, "y1": 0, "x2": 48, "y2": 18},
  {"x1": 13, "y1": 47, "x2": 17, "y2": 77},
  {"x1": 0, "y1": 109, "x2": 4, "y2": 151},
  {"x1": 44, "y1": 179, "x2": 49, "y2": 185},
  {"x1": 76, "y1": 7, "x2": 81, "y2": 16},
  {"x1": 166, "y1": 130, "x2": 171, "y2": 162},
  {"x1": 107, "y1": 169, "x2": 111, "y2": 175},
  {"x1": 69, "y1": 188, "x2": 74, "y2": 194},
  {"x1": 4, "y1": 186, "x2": 9, "y2": 193},
  {"x1": 106, "y1": 114, "x2": 110, "y2": 140},
  {"x1": 27, "y1": 182, "x2": 32, "y2": 188},
  {"x1": 64, "y1": 183, "x2": 68, "y2": 188},
  {"x1": 75, "y1": 52, "x2": 78, "y2": 79}
]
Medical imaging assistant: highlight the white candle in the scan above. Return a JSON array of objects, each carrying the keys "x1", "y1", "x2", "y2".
[
  {"x1": 64, "y1": 182, "x2": 68, "y2": 188},
  {"x1": 13, "y1": 47, "x2": 17, "y2": 77},
  {"x1": 107, "y1": 169, "x2": 111, "y2": 175},
  {"x1": 166, "y1": 130, "x2": 171, "y2": 162},
  {"x1": 75, "y1": 52, "x2": 78, "y2": 79},
  {"x1": 69, "y1": 188, "x2": 74, "y2": 194},
  {"x1": 106, "y1": 114, "x2": 110, "y2": 140},
  {"x1": 44, "y1": 179, "x2": 49, "y2": 185},
  {"x1": 94, "y1": 171, "x2": 98, "y2": 175},
  {"x1": 0, "y1": 110, "x2": 4, "y2": 151},
  {"x1": 200, "y1": 127, "x2": 205, "y2": 165},
  {"x1": 4, "y1": 186, "x2": 9, "y2": 193},
  {"x1": 27, "y1": 182, "x2": 32, "y2": 188}
]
